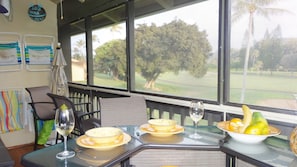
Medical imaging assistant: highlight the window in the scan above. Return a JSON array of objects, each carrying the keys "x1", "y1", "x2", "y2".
[
  {"x1": 91, "y1": 5, "x2": 127, "y2": 89},
  {"x1": 70, "y1": 19, "x2": 87, "y2": 84},
  {"x1": 229, "y1": 0, "x2": 297, "y2": 110},
  {"x1": 133, "y1": 0, "x2": 219, "y2": 101},
  {"x1": 65, "y1": 0, "x2": 297, "y2": 112}
]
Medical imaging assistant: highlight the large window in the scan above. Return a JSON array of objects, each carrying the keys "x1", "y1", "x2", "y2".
[
  {"x1": 229, "y1": 0, "x2": 297, "y2": 110},
  {"x1": 133, "y1": 0, "x2": 219, "y2": 101},
  {"x1": 91, "y1": 5, "x2": 127, "y2": 89},
  {"x1": 66, "y1": 0, "x2": 297, "y2": 112}
]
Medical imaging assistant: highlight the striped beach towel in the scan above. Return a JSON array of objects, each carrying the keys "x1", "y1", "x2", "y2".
[{"x1": 0, "y1": 90, "x2": 23, "y2": 133}]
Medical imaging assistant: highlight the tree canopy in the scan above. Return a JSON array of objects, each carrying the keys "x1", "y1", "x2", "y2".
[
  {"x1": 93, "y1": 19, "x2": 211, "y2": 90},
  {"x1": 94, "y1": 39, "x2": 126, "y2": 80},
  {"x1": 135, "y1": 19, "x2": 211, "y2": 89},
  {"x1": 230, "y1": 25, "x2": 297, "y2": 74},
  {"x1": 255, "y1": 26, "x2": 282, "y2": 74}
]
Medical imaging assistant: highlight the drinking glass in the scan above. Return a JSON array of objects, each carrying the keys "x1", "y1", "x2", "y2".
[
  {"x1": 189, "y1": 101, "x2": 204, "y2": 139},
  {"x1": 55, "y1": 104, "x2": 75, "y2": 160}
]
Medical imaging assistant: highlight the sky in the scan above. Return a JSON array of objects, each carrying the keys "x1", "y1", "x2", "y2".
[
  {"x1": 71, "y1": 0, "x2": 297, "y2": 54},
  {"x1": 231, "y1": 0, "x2": 297, "y2": 48}
]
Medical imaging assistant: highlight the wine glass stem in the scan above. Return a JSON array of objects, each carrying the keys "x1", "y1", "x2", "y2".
[
  {"x1": 194, "y1": 121, "x2": 198, "y2": 134},
  {"x1": 63, "y1": 135, "x2": 67, "y2": 152}
]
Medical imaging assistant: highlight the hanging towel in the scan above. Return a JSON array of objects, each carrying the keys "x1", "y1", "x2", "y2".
[
  {"x1": 25, "y1": 45, "x2": 53, "y2": 65},
  {"x1": 0, "y1": 42, "x2": 21, "y2": 65},
  {"x1": 0, "y1": 90, "x2": 23, "y2": 133}
]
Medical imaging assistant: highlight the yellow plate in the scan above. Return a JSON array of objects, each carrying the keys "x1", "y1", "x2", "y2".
[
  {"x1": 140, "y1": 124, "x2": 184, "y2": 137},
  {"x1": 217, "y1": 121, "x2": 281, "y2": 144},
  {"x1": 76, "y1": 133, "x2": 131, "y2": 150}
]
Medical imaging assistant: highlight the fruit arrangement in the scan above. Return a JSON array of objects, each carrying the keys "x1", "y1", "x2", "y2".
[{"x1": 228, "y1": 105, "x2": 269, "y2": 135}]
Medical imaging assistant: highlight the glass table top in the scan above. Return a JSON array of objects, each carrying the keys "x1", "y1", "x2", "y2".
[
  {"x1": 22, "y1": 134, "x2": 143, "y2": 167},
  {"x1": 21, "y1": 125, "x2": 224, "y2": 167},
  {"x1": 21, "y1": 125, "x2": 297, "y2": 167},
  {"x1": 119, "y1": 125, "x2": 224, "y2": 147},
  {"x1": 222, "y1": 136, "x2": 297, "y2": 167}
]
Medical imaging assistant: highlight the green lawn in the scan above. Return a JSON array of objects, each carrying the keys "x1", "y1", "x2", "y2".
[
  {"x1": 93, "y1": 70, "x2": 297, "y2": 105},
  {"x1": 229, "y1": 71, "x2": 297, "y2": 104}
]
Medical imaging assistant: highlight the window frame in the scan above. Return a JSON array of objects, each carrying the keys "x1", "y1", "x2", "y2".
[{"x1": 60, "y1": 0, "x2": 296, "y2": 116}]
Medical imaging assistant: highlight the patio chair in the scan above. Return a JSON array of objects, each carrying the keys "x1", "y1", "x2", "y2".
[
  {"x1": 26, "y1": 86, "x2": 56, "y2": 150},
  {"x1": 99, "y1": 96, "x2": 148, "y2": 126},
  {"x1": 47, "y1": 93, "x2": 101, "y2": 136}
]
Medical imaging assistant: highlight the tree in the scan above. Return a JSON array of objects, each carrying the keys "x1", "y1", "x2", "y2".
[
  {"x1": 135, "y1": 19, "x2": 211, "y2": 90},
  {"x1": 232, "y1": 0, "x2": 286, "y2": 102},
  {"x1": 280, "y1": 38, "x2": 297, "y2": 72},
  {"x1": 93, "y1": 39, "x2": 126, "y2": 80},
  {"x1": 72, "y1": 39, "x2": 86, "y2": 60},
  {"x1": 92, "y1": 34, "x2": 100, "y2": 44},
  {"x1": 110, "y1": 24, "x2": 122, "y2": 35},
  {"x1": 256, "y1": 26, "x2": 283, "y2": 74},
  {"x1": 230, "y1": 48, "x2": 242, "y2": 70}
]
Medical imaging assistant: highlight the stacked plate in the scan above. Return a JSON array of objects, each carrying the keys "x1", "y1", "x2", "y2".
[
  {"x1": 76, "y1": 127, "x2": 131, "y2": 150},
  {"x1": 140, "y1": 119, "x2": 184, "y2": 137}
]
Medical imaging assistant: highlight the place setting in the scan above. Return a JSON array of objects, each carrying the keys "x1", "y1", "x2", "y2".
[
  {"x1": 75, "y1": 142, "x2": 126, "y2": 166},
  {"x1": 139, "y1": 133, "x2": 184, "y2": 144},
  {"x1": 76, "y1": 127, "x2": 131, "y2": 151},
  {"x1": 140, "y1": 118, "x2": 184, "y2": 137}
]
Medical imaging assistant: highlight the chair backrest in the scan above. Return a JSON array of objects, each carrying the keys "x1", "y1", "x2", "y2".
[
  {"x1": 47, "y1": 93, "x2": 82, "y2": 133},
  {"x1": 47, "y1": 93, "x2": 76, "y2": 111},
  {"x1": 26, "y1": 86, "x2": 56, "y2": 120},
  {"x1": 99, "y1": 96, "x2": 148, "y2": 126}
]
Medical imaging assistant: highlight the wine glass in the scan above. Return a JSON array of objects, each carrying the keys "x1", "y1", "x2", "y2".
[
  {"x1": 55, "y1": 104, "x2": 75, "y2": 160},
  {"x1": 189, "y1": 101, "x2": 204, "y2": 139}
]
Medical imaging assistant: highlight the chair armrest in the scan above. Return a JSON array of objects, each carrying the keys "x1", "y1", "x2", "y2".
[
  {"x1": 69, "y1": 96, "x2": 90, "y2": 106},
  {"x1": 76, "y1": 110, "x2": 100, "y2": 119},
  {"x1": 28, "y1": 102, "x2": 54, "y2": 105}
]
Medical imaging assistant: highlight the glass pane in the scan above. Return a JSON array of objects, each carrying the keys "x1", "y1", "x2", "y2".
[
  {"x1": 230, "y1": 0, "x2": 297, "y2": 110},
  {"x1": 92, "y1": 5, "x2": 127, "y2": 89},
  {"x1": 71, "y1": 33, "x2": 87, "y2": 84},
  {"x1": 133, "y1": 0, "x2": 219, "y2": 101}
]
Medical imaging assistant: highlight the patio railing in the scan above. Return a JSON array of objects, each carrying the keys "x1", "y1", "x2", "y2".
[
  {"x1": 68, "y1": 84, "x2": 224, "y2": 126},
  {"x1": 68, "y1": 84, "x2": 295, "y2": 139}
]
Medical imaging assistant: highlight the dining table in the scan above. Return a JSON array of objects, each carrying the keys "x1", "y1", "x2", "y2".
[{"x1": 21, "y1": 125, "x2": 297, "y2": 167}]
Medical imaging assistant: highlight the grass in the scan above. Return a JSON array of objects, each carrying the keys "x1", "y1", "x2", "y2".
[
  {"x1": 93, "y1": 73, "x2": 127, "y2": 88},
  {"x1": 92, "y1": 70, "x2": 297, "y2": 105},
  {"x1": 134, "y1": 71, "x2": 218, "y2": 99},
  {"x1": 229, "y1": 71, "x2": 297, "y2": 104}
]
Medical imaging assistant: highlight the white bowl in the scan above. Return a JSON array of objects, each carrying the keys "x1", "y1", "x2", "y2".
[
  {"x1": 227, "y1": 138, "x2": 269, "y2": 154},
  {"x1": 217, "y1": 121, "x2": 280, "y2": 144},
  {"x1": 85, "y1": 127, "x2": 123, "y2": 144},
  {"x1": 227, "y1": 130, "x2": 269, "y2": 144},
  {"x1": 148, "y1": 119, "x2": 177, "y2": 132}
]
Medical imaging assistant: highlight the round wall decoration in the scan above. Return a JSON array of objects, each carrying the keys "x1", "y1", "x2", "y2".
[{"x1": 28, "y1": 4, "x2": 46, "y2": 22}]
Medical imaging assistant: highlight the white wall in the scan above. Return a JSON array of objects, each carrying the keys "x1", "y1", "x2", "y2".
[{"x1": 0, "y1": 0, "x2": 57, "y2": 147}]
